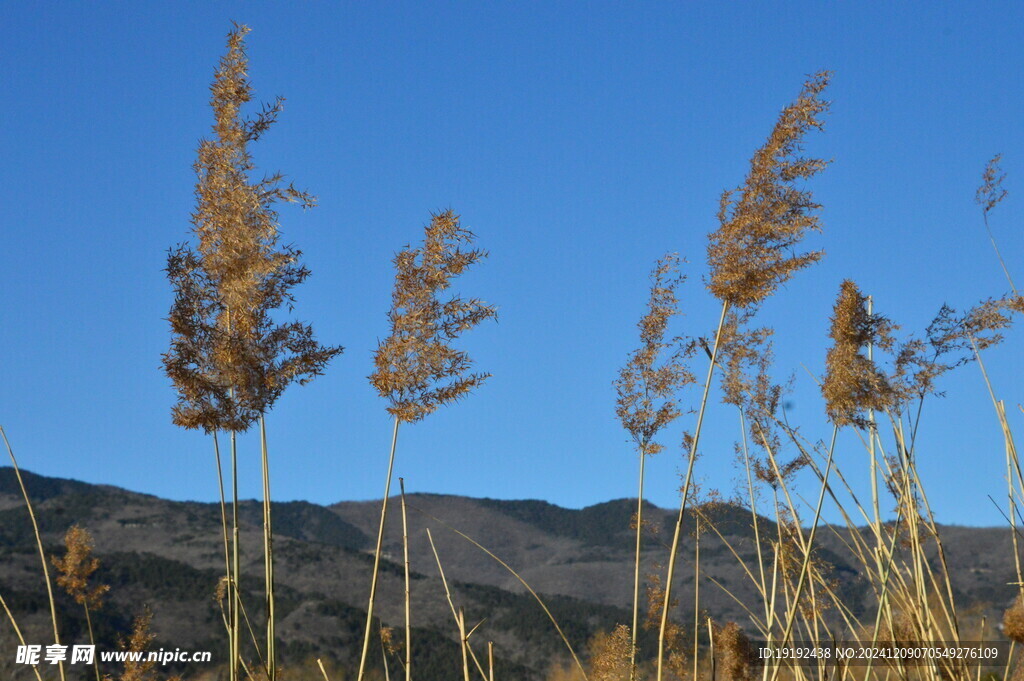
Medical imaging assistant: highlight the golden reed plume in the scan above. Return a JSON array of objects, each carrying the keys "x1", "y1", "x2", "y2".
[
  {"x1": 370, "y1": 209, "x2": 497, "y2": 422},
  {"x1": 821, "y1": 280, "x2": 895, "y2": 428},
  {"x1": 163, "y1": 24, "x2": 341, "y2": 434},
  {"x1": 707, "y1": 71, "x2": 831, "y2": 309}
]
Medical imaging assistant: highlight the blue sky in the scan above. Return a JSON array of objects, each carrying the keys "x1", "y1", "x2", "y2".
[{"x1": 2, "y1": 2, "x2": 1022, "y2": 526}]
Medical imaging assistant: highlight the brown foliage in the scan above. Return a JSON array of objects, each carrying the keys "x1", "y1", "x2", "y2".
[
  {"x1": 707, "y1": 72, "x2": 831, "y2": 308},
  {"x1": 821, "y1": 280, "x2": 896, "y2": 427},
  {"x1": 52, "y1": 525, "x2": 109, "y2": 609},
  {"x1": 1004, "y1": 593, "x2": 1024, "y2": 644},
  {"x1": 977, "y1": 153, "x2": 1008, "y2": 215},
  {"x1": 713, "y1": 621, "x2": 754, "y2": 681},
  {"x1": 115, "y1": 607, "x2": 157, "y2": 681},
  {"x1": 587, "y1": 624, "x2": 632, "y2": 681},
  {"x1": 615, "y1": 253, "x2": 696, "y2": 457},
  {"x1": 644, "y1": 573, "x2": 689, "y2": 679},
  {"x1": 370, "y1": 209, "x2": 497, "y2": 422},
  {"x1": 163, "y1": 24, "x2": 342, "y2": 433}
]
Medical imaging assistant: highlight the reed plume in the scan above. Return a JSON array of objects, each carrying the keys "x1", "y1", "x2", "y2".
[
  {"x1": 162, "y1": 24, "x2": 341, "y2": 681},
  {"x1": 976, "y1": 154, "x2": 1018, "y2": 304},
  {"x1": 370, "y1": 209, "x2": 497, "y2": 424},
  {"x1": 587, "y1": 624, "x2": 632, "y2": 681},
  {"x1": 614, "y1": 253, "x2": 694, "y2": 678},
  {"x1": 707, "y1": 71, "x2": 831, "y2": 309},
  {"x1": 712, "y1": 621, "x2": 754, "y2": 681},
  {"x1": 163, "y1": 23, "x2": 341, "y2": 432},
  {"x1": 657, "y1": 72, "x2": 831, "y2": 681},
  {"x1": 53, "y1": 525, "x2": 108, "y2": 681},
  {"x1": 116, "y1": 607, "x2": 156, "y2": 681},
  {"x1": 52, "y1": 525, "x2": 108, "y2": 610},
  {"x1": 358, "y1": 209, "x2": 496, "y2": 681},
  {"x1": 821, "y1": 280, "x2": 896, "y2": 428}
]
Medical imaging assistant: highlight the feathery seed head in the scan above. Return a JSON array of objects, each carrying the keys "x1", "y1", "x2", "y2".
[
  {"x1": 707, "y1": 71, "x2": 831, "y2": 308},
  {"x1": 370, "y1": 210, "x2": 497, "y2": 423},
  {"x1": 164, "y1": 25, "x2": 342, "y2": 433},
  {"x1": 977, "y1": 154, "x2": 1008, "y2": 215},
  {"x1": 1005, "y1": 594, "x2": 1024, "y2": 644},
  {"x1": 586, "y1": 624, "x2": 631, "y2": 681},
  {"x1": 714, "y1": 621, "x2": 755, "y2": 681},
  {"x1": 118, "y1": 607, "x2": 156, "y2": 681},
  {"x1": 615, "y1": 254, "x2": 696, "y2": 456},
  {"x1": 821, "y1": 280, "x2": 896, "y2": 428},
  {"x1": 52, "y1": 525, "x2": 109, "y2": 610}
]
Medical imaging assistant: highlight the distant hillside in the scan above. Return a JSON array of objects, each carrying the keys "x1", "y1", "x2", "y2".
[{"x1": 0, "y1": 468, "x2": 1017, "y2": 680}]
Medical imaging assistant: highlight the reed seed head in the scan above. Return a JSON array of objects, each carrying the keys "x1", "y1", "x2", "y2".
[
  {"x1": 615, "y1": 253, "x2": 696, "y2": 456},
  {"x1": 821, "y1": 280, "x2": 896, "y2": 427},
  {"x1": 163, "y1": 24, "x2": 342, "y2": 433},
  {"x1": 586, "y1": 624, "x2": 631, "y2": 681},
  {"x1": 977, "y1": 154, "x2": 1008, "y2": 215},
  {"x1": 714, "y1": 621, "x2": 755, "y2": 681},
  {"x1": 370, "y1": 209, "x2": 497, "y2": 423},
  {"x1": 52, "y1": 525, "x2": 109, "y2": 610},
  {"x1": 118, "y1": 607, "x2": 156, "y2": 681},
  {"x1": 707, "y1": 71, "x2": 831, "y2": 308},
  {"x1": 1005, "y1": 593, "x2": 1024, "y2": 644}
]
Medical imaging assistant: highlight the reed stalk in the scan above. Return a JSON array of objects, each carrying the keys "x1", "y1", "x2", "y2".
[
  {"x1": 657, "y1": 300, "x2": 729, "y2": 681},
  {"x1": 400, "y1": 478, "x2": 412, "y2": 681},
  {"x1": 261, "y1": 416, "x2": 277, "y2": 680},
  {"x1": 1, "y1": 426, "x2": 65, "y2": 681},
  {"x1": 357, "y1": 417, "x2": 401, "y2": 681}
]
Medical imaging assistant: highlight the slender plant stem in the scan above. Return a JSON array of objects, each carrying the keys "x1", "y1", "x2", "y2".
[
  {"x1": 231, "y1": 428, "x2": 240, "y2": 681},
  {"x1": 260, "y1": 416, "x2": 276, "y2": 681},
  {"x1": 419, "y1": 509, "x2": 587, "y2": 679},
  {"x1": 983, "y1": 211, "x2": 1019, "y2": 297},
  {"x1": 692, "y1": 521, "x2": 700, "y2": 681},
  {"x1": 0, "y1": 589, "x2": 44, "y2": 681},
  {"x1": 630, "y1": 447, "x2": 646, "y2": 680},
  {"x1": 213, "y1": 432, "x2": 234, "y2": 681},
  {"x1": 357, "y1": 416, "x2": 402, "y2": 681},
  {"x1": 400, "y1": 478, "x2": 412, "y2": 681},
  {"x1": 656, "y1": 300, "x2": 729, "y2": 681},
  {"x1": 458, "y1": 608, "x2": 472, "y2": 681},
  {"x1": 766, "y1": 426, "x2": 836, "y2": 681},
  {"x1": 84, "y1": 604, "x2": 101, "y2": 681},
  {"x1": 1, "y1": 426, "x2": 66, "y2": 681}
]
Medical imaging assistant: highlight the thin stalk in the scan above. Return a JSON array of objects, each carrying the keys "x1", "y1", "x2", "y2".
[
  {"x1": 426, "y1": 530, "x2": 488, "y2": 680},
  {"x1": 417, "y1": 509, "x2": 587, "y2": 679},
  {"x1": 231, "y1": 427, "x2": 241, "y2": 681},
  {"x1": 458, "y1": 608, "x2": 472, "y2": 681},
  {"x1": 260, "y1": 416, "x2": 276, "y2": 681},
  {"x1": 766, "y1": 426, "x2": 836, "y2": 681},
  {"x1": 657, "y1": 300, "x2": 729, "y2": 681},
  {"x1": 84, "y1": 604, "x2": 101, "y2": 681},
  {"x1": 983, "y1": 211, "x2": 1019, "y2": 297},
  {"x1": 213, "y1": 432, "x2": 234, "y2": 681},
  {"x1": 738, "y1": 410, "x2": 770, "y2": 623},
  {"x1": 488, "y1": 642, "x2": 494, "y2": 681},
  {"x1": 1, "y1": 426, "x2": 65, "y2": 681},
  {"x1": 630, "y1": 447, "x2": 646, "y2": 680},
  {"x1": 867, "y1": 296, "x2": 881, "y2": 531},
  {"x1": 693, "y1": 521, "x2": 701, "y2": 681},
  {"x1": 706, "y1": 618, "x2": 716, "y2": 681},
  {"x1": 357, "y1": 416, "x2": 402, "y2": 681},
  {"x1": 0, "y1": 590, "x2": 45, "y2": 681},
  {"x1": 400, "y1": 478, "x2": 412, "y2": 681}
]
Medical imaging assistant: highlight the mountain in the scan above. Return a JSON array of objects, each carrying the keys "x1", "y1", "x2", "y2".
[{"x1": 0, "y1": 468, "x2": 1016, "y2": 680}]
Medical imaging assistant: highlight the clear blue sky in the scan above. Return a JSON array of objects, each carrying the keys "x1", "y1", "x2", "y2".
[{"x1": 2, "y1": 2, "x2": 1022, "y2": 526}]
